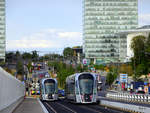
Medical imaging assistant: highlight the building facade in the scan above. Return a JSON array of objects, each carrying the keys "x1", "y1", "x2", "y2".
[
  {"x1": 118, "y1": 25, "x2": 150, "y2": 62},
  {"x1": 83, "y1": 0, "x2": 138, "y2": 63},
  {"x1": 0, "y1": 0, "x2": 5, "y2": 61}
]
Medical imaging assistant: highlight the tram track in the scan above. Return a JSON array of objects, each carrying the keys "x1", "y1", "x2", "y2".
[
  {"x1": 42, "y1": 99, "x2": 131, "y2": 113},
  {"x1": 43, "y1": 100, "x2": 77, "y2": 113},
  {"x1": 80, "y1": 104, "x2": 127, "y2": 113}
]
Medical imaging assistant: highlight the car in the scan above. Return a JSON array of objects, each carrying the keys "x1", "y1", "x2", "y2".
[
  {"x1": 58, "y1": 89, "x2": 65, "y2": 97},
  {"x1": 136, "y1": 90, "x2": 145, "y2": 94}
]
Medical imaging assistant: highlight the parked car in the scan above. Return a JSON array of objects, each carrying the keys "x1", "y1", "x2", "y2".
[
  {"x1": 58, "y1": 89, "x2": 65, "y2": 97},
  {"x1": 136, "y1": 90, "x2": 145, "y2": 94},
  {"x1": 136, "y1": 87, "x2": 145, "y2": 94}
]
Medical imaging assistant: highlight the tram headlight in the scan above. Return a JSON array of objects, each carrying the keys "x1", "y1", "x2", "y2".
[{"x1": 45, "y1": 94, "x2": 48, "y2": 99}]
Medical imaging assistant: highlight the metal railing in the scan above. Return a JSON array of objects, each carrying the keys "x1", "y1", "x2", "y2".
[{"x1": 106, "y1": 92, "x2": 150, "y2": 103}]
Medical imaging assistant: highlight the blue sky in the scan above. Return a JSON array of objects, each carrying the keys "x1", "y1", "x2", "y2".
[{"x1": 6, "y1": 0, "x2": 150, "y2": 54}]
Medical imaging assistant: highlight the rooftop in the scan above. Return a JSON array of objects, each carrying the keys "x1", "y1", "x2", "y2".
[{"x1": 117, "y1": 25, "x2": 150, "y2": 35}]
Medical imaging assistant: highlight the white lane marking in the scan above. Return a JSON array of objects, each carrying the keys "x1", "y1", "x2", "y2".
[
  {"x1": 37, "y1": 98, "x2": 49, "y2": 113},
  {"x1": 45, "y1": 102, "x2": 57, "y2": 113},
  {"x1": 56, "y1": 102, "x2": 77, "y2": 113}
]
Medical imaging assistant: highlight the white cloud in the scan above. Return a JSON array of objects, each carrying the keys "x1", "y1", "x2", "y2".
[
  {"x1": 58, "y1": 32, "x2": 81, "y2": 39},
  {"x1": 139, "y1": 14, "x2": 150, "y2": 26},
  {"x1": 6, "y1": 29, "x2": 82, "y2": 53}
]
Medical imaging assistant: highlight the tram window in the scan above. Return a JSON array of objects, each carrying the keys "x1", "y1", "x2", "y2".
[
  {"x1": 45, "y1": 83, "x2": 55, "y2": 94},
  {"x1": 68, "y1": 83, "x2": 74, "y2": 94},
  {"x1": 79, "y1": 79, "x2": 93, "y2": 95}
]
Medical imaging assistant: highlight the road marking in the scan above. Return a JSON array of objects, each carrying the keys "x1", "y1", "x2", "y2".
[
  {"x1": 37, "y1": 98, "x2": 49, "y2": 113},
  {"x1": 56, "y1": 102, "x2": 77, "y2": 113},
  {"x1": 45, "y1": 102, "x2": 57, "y2": 113}
]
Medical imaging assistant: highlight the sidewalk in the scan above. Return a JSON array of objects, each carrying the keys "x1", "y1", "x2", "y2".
[{"x1": 13, "y1": 97, "x2": 45, "y2": 113}]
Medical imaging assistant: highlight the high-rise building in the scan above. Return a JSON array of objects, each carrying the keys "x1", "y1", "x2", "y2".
[
  {"x1": 0, "y1": 0, "x2": 5, "y2": 61},
  {"x1": 83, "y1": 0, "x2": 138, "y2": 63}
]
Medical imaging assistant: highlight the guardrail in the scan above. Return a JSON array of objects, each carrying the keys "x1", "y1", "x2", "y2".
[{"x1": 106, "y1": 92, "x2": 150, "y2": 103}]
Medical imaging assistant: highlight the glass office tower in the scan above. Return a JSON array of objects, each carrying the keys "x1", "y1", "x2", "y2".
[
  {"x1": 0, "y1": 0, "x2": 5, "y2": 61},
  {"x1": 83, "y1": 0, "x2": 138, "y2": 63}
]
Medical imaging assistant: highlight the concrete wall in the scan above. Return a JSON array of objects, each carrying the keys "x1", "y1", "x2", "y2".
[{"x1": 0, "y1": 67, "x2": 25, "y2": 112}]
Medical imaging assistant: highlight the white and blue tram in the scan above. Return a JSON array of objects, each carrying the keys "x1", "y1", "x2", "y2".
[
  {"x1": 40, "y1": 78, "x2": 58, "y2": 101},
  {"x1": 65, "y1": 72, "x2": 99, "y2": 103}
]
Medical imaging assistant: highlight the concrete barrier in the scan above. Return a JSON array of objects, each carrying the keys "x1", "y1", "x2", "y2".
[{"x1": 0, "y1": 67, "x2": 25, "y2": 113}]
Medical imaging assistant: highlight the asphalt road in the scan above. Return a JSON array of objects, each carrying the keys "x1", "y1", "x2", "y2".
[{"x1": 41, "y1": 99, "x2": 130, "y2": 113}]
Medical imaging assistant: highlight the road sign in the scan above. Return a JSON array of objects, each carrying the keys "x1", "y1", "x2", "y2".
[
  {"x1": 82, "y1": 59, "x2": 90, "y2": 65},
  {"x1": 83, "y1": 59, "x2": 87, "y2": 65},
  {"x1": 120, "y1": 73, "x2": 128, "y2": 83}
]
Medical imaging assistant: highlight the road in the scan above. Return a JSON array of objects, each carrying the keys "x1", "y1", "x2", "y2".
[{"x1": 41, "y1": 99, "x2": 130, "y2": 113}]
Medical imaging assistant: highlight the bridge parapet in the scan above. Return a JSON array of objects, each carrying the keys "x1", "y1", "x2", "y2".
[{"x1": 0, "y1": 67, "x2": 25, "y2": 113}]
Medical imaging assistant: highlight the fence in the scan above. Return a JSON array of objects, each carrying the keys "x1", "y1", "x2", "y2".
[
  {"x1": 100, "y1": 99, "x2": 150, "y2": 113},
  {"x1": 106, "y1": 92, "x2": 150, "y2": 103}
]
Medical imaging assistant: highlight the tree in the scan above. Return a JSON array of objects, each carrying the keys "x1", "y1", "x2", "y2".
[
  {"x1": 63, "y1": 47, "x2": 73, "y2": 59},
  {"x1": 106, "y1": 68, "x2": 118, "y2": 86},
  {"x1": 130, "y1": 35, "x2": 148, "y2": 80},
  {"x1": 32, "y1": 50, "x2": 39, "y2": 61},
  {"x1": 6, "y1": 52, "x2": 15, "y2": 62},
  {"x1": 15, "y1": 51, "x2": 21, "y2": 58},
  {"x1": 145, "y1": 33, "x2": 150, "y2": 72},
  {"x1": 130, "y1": 35, "x2": 146, "y2": 65},
  {"x1": 94, "y1": 64, "x2": 105, "y2": 70},
  {"x1": 22, "y1": 52, "x2": 32, "y2": 60},
  {"x1": 16, "y1": 61, "x2": 24, "y2": 81}
]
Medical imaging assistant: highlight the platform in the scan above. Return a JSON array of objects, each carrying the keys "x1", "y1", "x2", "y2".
[{"x1": 13, "y1": 97, "x2": 46, "y2": 113}]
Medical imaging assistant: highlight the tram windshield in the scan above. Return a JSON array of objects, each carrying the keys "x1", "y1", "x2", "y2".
[
  {"x1": 79, "y1": 74, "x2": 94, "y2": 95},
  {"x1": 44, "y1": 79, "x2": 55, "y2": 94}
]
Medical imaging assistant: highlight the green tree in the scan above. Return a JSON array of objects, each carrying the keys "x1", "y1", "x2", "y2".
[
  {"x1": 6, "y1": 52, "x2": 15, "y2": 62},
  {"x1": 130, "y1": 35, "x2": 148, "y2": 80},
  {"x1": 22, "y1": 52, "x2": 32, "y2": 60},
  {"x1": 131, "y1": 35, "x2": 146, "y2": 65},
  {"x1": 15, "y1": 51, "x2": 21, "y2": 58},
  {"x1": 106, "y1": 68, "x2": 118, "y2": 86},
  {"x1": 16, "y1": 61, "x2": 24, "y2": 75},
  {"x1": 94, "y1": 64, "x2": 105, "y2": 70},
  {"x1": 48, "y1": 61, "x2": 75, "y2": 88},
  {"x1": 63, "y1": 47, "x2": 73, "y2": 59},
  {"x1": 135, "y1": 63, "x2": 146, "y2": 77},
  {"x1": 32, "y1": 50, "x2": 39, "y2": 61},
  {"x1": 145, "y1": 33, "x2": 150, "y2": 72}
]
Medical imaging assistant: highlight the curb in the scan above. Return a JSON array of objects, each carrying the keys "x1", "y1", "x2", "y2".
[{"x1": 37, "y1": 98, "x2": 49, "y2": 113}]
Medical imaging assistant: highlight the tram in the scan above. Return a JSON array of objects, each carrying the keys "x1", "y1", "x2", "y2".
[
  {"x1": 40, "y1": 78, "x2": 58, "y2": 101},
  {"x1": 65, "y1": 72, "x2": 99, "y2": 103}
]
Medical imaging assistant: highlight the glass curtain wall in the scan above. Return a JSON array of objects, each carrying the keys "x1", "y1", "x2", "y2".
[
  {"x1": 0, "y1": 0, "x2": 5, "y2": 61},
  {"x1": 83, "y1": 0, "x2": 138, "y2": 63}
]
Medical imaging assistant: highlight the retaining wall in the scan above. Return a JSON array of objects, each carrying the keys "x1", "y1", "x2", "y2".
[{"x1": 0, "y1": 67, "x2": 25, "y2": 113}]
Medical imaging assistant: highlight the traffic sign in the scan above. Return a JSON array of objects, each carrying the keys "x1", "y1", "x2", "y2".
[
  {"x1": 120, "y1": 73, "x2": 128, "y2": 83},
  {"x1": 82, "y1": 59, "x2": 90, "y2": 65}
]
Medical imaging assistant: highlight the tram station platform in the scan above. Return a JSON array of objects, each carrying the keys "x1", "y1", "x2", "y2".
[{"x1": 13, "y1": 97, "x2": 46, "y2": 113}]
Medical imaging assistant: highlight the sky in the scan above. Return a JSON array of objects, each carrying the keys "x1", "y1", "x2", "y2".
[{"x1": 6, "y1": 0, "x2": 150, "y2": 54}]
